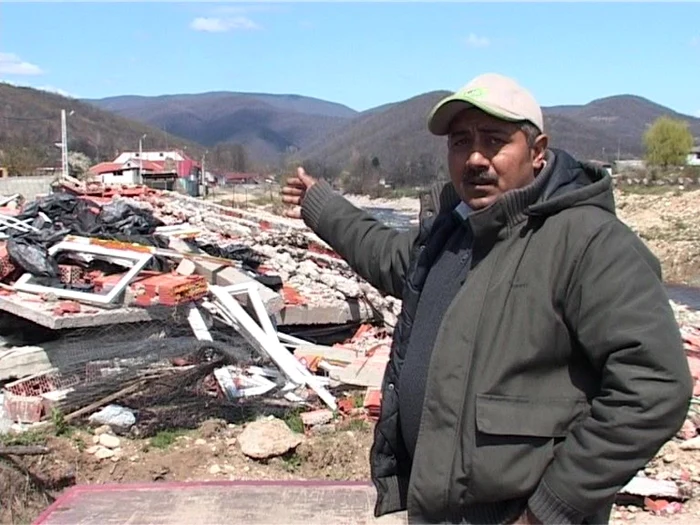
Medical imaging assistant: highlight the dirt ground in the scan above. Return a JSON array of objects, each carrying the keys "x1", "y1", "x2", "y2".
[
  {"x1": 4, "y1": 416, "x2": 700, "y2": 525},
  {"x1": 1, "y1": 416, "x2": 374, "y2": 524},
  {"x1": 615, "y1": 187, "x2": 700, "y2": 285}
]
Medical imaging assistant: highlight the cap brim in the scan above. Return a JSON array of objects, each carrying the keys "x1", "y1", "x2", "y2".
[{"x1": 427, "y1": 94, "x2": 525, "y2": 136}]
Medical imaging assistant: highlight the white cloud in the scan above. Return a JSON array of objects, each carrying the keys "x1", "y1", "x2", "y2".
[
  {"x1": 695, "y1": 109, "x2": 700, "y2": 118},
  {"x1": 465, "y1": 33, "x2": 490, "y2": 48},
  {"x1": 0, "y1": 52, "x2": 43, "y2": 75},
  {"x1": 190, "y1": 16, "x2": 260, "y2": 33}
]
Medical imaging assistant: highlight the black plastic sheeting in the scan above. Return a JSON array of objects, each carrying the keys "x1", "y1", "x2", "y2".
[
  {"x1": 6, "y1": 192, "x2": 168, "y2": 280},
  {"x1": 5, "y1": 192, "x2": 278, "y2": 293}
]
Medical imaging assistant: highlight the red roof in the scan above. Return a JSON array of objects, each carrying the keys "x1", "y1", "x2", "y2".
[
  {"x1": 89, "y1": 162, "x2": 123, "y2": 175},
  {"x1": 140, "y1": 160, "x2": 166, "y2": 171},
  {"x1": 90, "y1": 160, "x2": 170, "y2": 175}
]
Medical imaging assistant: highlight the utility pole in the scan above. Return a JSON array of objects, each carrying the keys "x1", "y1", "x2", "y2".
[
  {"x1": 61, "y1": 109, "x2": 68, "y2": 179},
  {"x1": 138, "y1": 133, "x2": 147, "y2": 183},
  {"x1": 201, "y1": 150, "x2": 208, "y2": 196}
]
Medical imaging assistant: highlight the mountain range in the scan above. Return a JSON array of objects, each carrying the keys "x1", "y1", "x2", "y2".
[
  {"x1": 87, "y1": 90, "x2": 700, "y2": 172},
  {"x1": 2, "y1": 82, "x2": 698, "y2": 178}
]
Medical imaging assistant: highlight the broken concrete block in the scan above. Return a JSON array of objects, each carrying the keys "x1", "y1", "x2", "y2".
[
  {"x1": 238, "y1": 417, "x2": 302, "y2": 459},
  {"x1": 301, "y1": 409, "x2": 334, "y2": 427},
  {"x1": 194, "y1": 260, "x2": 283, "y2": 314}
]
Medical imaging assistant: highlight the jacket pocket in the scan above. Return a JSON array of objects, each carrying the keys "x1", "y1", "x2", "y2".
[{"x1": 468, "y1": 394, "x2": 589, "y2": 503}]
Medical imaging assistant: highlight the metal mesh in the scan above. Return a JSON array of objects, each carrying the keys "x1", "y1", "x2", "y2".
[{"x1": 0, "y1": 305, "x2": 308, "y2": 434}]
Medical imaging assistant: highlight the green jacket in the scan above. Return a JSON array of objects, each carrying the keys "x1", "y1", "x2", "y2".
[{"x1": 301, "y1": 149, "x2": 693, "y2": 523}]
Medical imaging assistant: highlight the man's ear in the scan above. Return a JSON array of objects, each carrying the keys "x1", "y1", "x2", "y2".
[{"x1": 532, "y1": 134, "x2": 549, "y2": 169}]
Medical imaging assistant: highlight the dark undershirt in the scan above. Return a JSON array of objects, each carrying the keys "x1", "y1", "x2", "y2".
[{"x1": 398, "y1": 218, "x2": 474, "y2": 458}]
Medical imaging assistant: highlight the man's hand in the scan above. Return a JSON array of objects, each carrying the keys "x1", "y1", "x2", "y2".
[
  {"x1": 511, "y1": 508, "x2": 542, "y2": 525},
  {"x1": 281, "y1": 167, "x2": 317, "y2": 219}
]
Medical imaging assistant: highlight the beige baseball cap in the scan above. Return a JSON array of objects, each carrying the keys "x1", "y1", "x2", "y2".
[{"x1": 427, "y1": 73, "x2": 544, "y2": 135}]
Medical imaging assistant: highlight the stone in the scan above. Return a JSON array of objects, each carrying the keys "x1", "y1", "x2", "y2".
[
  {"x1": 679, "y1": 436, "x2": 700, "y2": 450},
  {"x1": 94, "y1": 425, "x2": 112, "y2": 436},
  {"x1": 208, "y1": 464, "x2": 222, "y2": 475},
  {"x1": 677, "y1": 419, "x2": 697, "y2": 440},
  {"x1": 88, "y1": 404, "x2": 135, "y2": 435},
  {"x1": 194, "y1": 439, "x2": 207, "y2": 446},
  {"x1": 98, "y1": 433, "x2": 121, "y2": 449},
  {"x1": 199, "y1": 419, "x2": 226, "y2": 439},
  {"x1": 94, "y1": 447, "x2": 115, "y2": 460},
  {"x1": 238, "y1": 417, "x2": 303, "y2": 460},
  {"x1": 92, "y1": 435, "x2": 100, "y2": 445},
  {"x1": 85, "y1": 445, "x2": 101, "y2": 455}
]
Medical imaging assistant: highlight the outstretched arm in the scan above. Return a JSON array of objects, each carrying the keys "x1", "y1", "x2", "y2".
[{"x1": 282, "y1": 168, "x2": 417, "y2": 299}]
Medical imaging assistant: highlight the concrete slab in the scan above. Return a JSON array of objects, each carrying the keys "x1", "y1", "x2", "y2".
[
  {"x1": 33, "y1": 481, "x2": 407, "y2": 525},
  {"x1": 0, "y1": 292, "x2": 174, "y2": 330},
  {"x1": 194, "y1": 260, "x2": 284, "y2": 314},
  {"x1": 275, "y1": 299, "x2": 377, "y2": 326}
]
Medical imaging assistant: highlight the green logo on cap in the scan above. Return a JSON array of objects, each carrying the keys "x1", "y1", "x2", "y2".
[{"x1": 464, "y1": 87, "x2": 487, "y2": 99}]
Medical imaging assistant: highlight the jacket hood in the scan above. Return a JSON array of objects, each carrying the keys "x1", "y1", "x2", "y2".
[{"x1": 528, "y1": 148, "x2": 616, "y2": 217}]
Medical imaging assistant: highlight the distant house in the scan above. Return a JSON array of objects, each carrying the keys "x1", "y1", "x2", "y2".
[
  {"x1": 89, "y1": 156, "x2": 181, "y2": 190},
  {"x1": 687, "y1": 146, "x2": 700, "y2": 167},
  {"x1": 219, "y1": 172, "x2": 264, "y2": 185},
  {"x1": 113, "y1": 150, "x2": 201, "y2": 179}
]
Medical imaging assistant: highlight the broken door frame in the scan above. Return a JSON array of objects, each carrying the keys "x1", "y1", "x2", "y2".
[
  {"x1": 208, "y1": 284, "x2": 337, "y2": 410},
  {"x1": 13, "y1": 241, "x2": 152, "y2": 305}
]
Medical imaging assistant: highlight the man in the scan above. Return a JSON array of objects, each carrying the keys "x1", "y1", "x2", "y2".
[{"x1": 282, "y1": 73, "x2": 692, "y2": 524}]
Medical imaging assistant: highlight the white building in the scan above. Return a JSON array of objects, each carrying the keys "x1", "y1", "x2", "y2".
[
  {"x1": 113, "y1": 150, "x2": 187, "y2": 164},
  {"x1": 687, "y1": 146, "x2": 700, "y2": 167}
]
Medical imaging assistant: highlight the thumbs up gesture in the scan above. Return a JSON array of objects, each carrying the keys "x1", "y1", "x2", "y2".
[{"x1": 281, "y1": 167, "x2": 318, "y2": 219}]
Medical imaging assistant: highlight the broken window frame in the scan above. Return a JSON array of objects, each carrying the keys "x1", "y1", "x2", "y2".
[{"x1": 12, "y1": 240, "x2": 153, "y2": 305}]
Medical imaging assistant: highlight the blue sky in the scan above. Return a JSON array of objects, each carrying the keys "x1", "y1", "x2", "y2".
[{"x1": 1, "y1": 1, "x2": 698, "y2": 116}]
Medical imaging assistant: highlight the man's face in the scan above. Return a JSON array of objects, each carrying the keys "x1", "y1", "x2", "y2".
[{"x1": 447, "y1": 108, "x2": 547, "y2": 210}]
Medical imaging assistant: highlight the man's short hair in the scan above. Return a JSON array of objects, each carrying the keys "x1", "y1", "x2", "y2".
[{"x1": 520, "y1": 122, "x2": 541, "y2": 148}]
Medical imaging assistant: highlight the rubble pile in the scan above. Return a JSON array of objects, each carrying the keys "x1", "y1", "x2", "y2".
[{"x1": 0, "y1": 187, "x2": 396, "y2": 432}]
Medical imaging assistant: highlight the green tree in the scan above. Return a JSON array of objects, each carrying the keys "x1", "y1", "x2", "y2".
[{"x1": 643, "y1": 116, "x2": 694, "y2": 167}]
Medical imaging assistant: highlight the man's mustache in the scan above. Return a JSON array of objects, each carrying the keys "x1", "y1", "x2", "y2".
[{"x1": 462, "y1": 169, "x2": 497, "y2": 184}]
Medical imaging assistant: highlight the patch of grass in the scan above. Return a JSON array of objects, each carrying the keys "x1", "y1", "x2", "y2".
[
  {"x1": 281, "y1": 451, "x2": 303, "y2": 472},
  {"x1": 149, "y1": 429, "x2": 186, "y2": 450},
  {"x1": 344, "y1": 418, "x2": 370, "y2": 432},
  {"x1": 351, "y1": 392, "x2": 365, "y2": 408},
  {"x1": 72, "y1": 435, "x2": 86, "y2": 452},
  {"x1": 283, "y1": 409, "x2": 304, "y2": 434},
  {"x1": 0, "y1": 430, "x2": 46, "y2": 447},
  {"x1": 51, "y1": 408, "x2": 73, "y2": 437}
]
